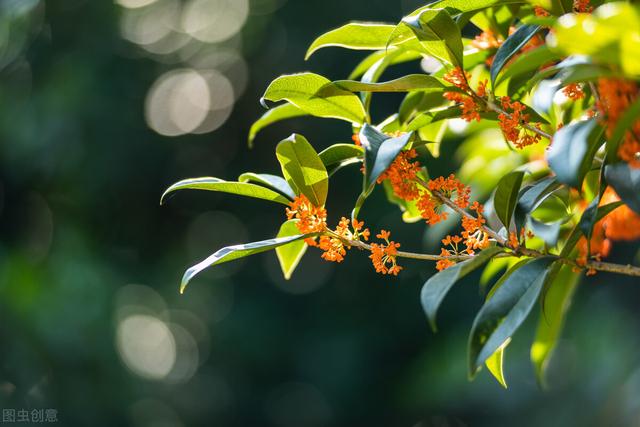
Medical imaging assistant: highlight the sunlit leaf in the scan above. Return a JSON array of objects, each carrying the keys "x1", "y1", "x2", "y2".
[
  {"x1": 160, "y1": 177, "x2": 291, "y2": 206},
  {"x1": 262, "y1": 73, "x2": 367, "y2": 125},
  {"x1": 319, "y1": 143, "x2": 364, "y2": 176},
  {"x1": 468, "y1": 257, "x2": 554, "y2": 377},
  {"x1": 276, "y1": 134, "x2": 329, "y2": 206},
  {"x1": 421, "y1": 246, "x2": 503, "y2": 331},
  {"x1": 275, "y1": 220, "x2": 308, "y2": 280},
  {"x1": 306, "y1": 23, "x2": 396, "y2": 59},
  {"x1": 486, "y1": 339, "x2": 510, "y2": 388},
  {"x1": 348, "y1": 49, "x2": 422, "y2": 80},
  {"x1": 238, "y1": 172, "x2": 296, "y2": 200},
  {"x1": 326, "y1": 74, "x2": 445, "y2": 93},
  {"x1": 180, "y1": 234, "x2": 314, "y2": 293},
  {"x1": 400, "y1": 9, "x2": 464, "y2": 66},
  {"x1": 248, "y1": 103, "x2": 307, "y2": 147},
  {"x1": 407, "y1": 105, "x2": 461, "y2": 131}
]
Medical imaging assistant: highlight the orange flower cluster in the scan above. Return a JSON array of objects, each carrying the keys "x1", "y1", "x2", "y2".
[
  {"x1": 471, "y1": 30, "x2": 502, "y2": 50},
  {"x1": 318, "y1": 217, "x2": 370, "y2": 262},
  {"x1": 498, "y1": 96, "x2": 543, "y2": 149},
  {"x1": 287, "y1": 194, "x2": 327, "y2": 242},
  {"x1": 417, "y1": 174, "x2": 471, "y2": 225},
  {"x1": 577, "y1": 187, "x2": 640, "y2": 272},
  {"x1": 534, "y1": 6, "x2": 550, "y2": 17},
  {"x1": 376, "y1": 149, "x2": 421, "y2": 200},
  {"x1": 574, "y1": 0, "x2": 592, "y2": 13},
  {"x1": 369, "y1": 230, "x2": 402, "y2": 275},
  {"x1": 563, "y1": 83, "x2": 585, "y2": 100},
  {"x1": 352, "y1": 133, "x2": 361, "y2": 146},
  {"x1": 443, "y1": 68, "x2": 487, "y2": 122},
  {"x1": 596, "y1": 78, "x2": 640, "y2": 167},
  {"x1": 436, "y1": 202, "x2": 491, "y2": 271}
]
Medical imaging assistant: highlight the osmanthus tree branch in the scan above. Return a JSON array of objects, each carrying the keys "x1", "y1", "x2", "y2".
[{"x1": 483, "y1": 100, "x2": 554, "y2": 141}]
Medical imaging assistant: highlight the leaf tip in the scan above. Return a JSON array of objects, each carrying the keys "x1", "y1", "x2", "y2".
[{"x1": 259, "y1": 97, "x2": 269, "y2": 109}]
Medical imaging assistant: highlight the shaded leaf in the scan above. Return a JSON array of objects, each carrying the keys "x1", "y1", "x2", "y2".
[
  {"x1": 359, "y1": 124, "x2": 413, "y2": 188},
  {"x1": 276, "y1": 134, "x2": 329, "y2": 206},
  {"x1": 318, "y1": 143, "x2": 363, "y2": 176},
  {"x1": 160, "y1": 177, "x2": 291, "y2": 206},
  {"x1": 248, "y1": 103, "x2": 307, "y2": 147},
  {"x1": 238, "y1": 172, "x2": 296, "y2": 200},
  {"x1": 491, "y1": 24, "x2": 541, "y2": 87},
  {"x1": 262, "y1": 73, "x2": 367, "y2": 125},
  {"x1": 180, "y1": 234, "x2": 314, "y2": 293},
  {"x1": 495, "y1": 45, "x2": 560, "y2": 86},
  {"x1": 421, "y1": 246, "x2": 503, "y2": 331},
  {"x1": 275, "y1": 220, "x2": 308, "y2": 280},
  {"x1": 468, "y1": 257, "x2": 554, "y2": 377},
  {"x1": 493, "y1": 171, "x2": 524, "y2": 230},
  {"x1": 605, "y1": 162, "x2": 640, "y2": 214}
]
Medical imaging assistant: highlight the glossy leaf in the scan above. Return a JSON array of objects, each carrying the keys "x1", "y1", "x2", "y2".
[
  {"x1": 407, "y1": 105, "x2": 460, "y2": 131},
  {"x1": 276, "y1": 134, "x2": 329, "y2": 207},
  {"x1": 408, "y1": 0, "x2": 520, "y2": 17},
  {"x1": 531, "y1": 263, "x2": 580, "y2": 385},
  {"x1": 493, "y1": 171, "x2": 524, "y2": 230},
  {"x1": 561, "y1": 201, "x2": 624, "y2": 257},
  {"x1": 319, "y1": 143, "x2": 363, "y2": 176},
  {"x1": 359, "y1": 124, "x2": 413, "y2": 188},
  {"x1": 401, "y1": 9, "x2": 464, "y2": 66},
  {"x1": 495, "y1": 45, "x2": 560, "y2": 86},
  {"x1": 421, "y1": 246, "x2": 503, "y2": 331},
  {"x1": 605, "y1": 162, "x2": 640, "y2": 214},
  {"x1": 160, "y1": 177, "x2": 291, "y2": 206},
  {"x1": 326, "y1": 74, "x2": 445, "y2": 94},
  {"x1": 486, "y1": 339, "x2": 510, "y2": 388},
  {"x1": 468, "y1": 257, "x2": 554, "y2": 377},
  {"x1": 348, "y1": 49, "x2": 422, "y2": 80},
  {"x1": 306, "y1": 23, "x2": 396, "y2": 59},
  {"x1": 248, "y1": 103, "x2": 307, "y2": 147},
  {"x1": 275, "y1": 220, "x2": 308, "y2": 280},
  {"x1": 547, "y1": 119, "x2": 602, "y2": 189},
  {"x1": 238, "y1": 173, "x2": 296, "y2": 200},
  {"x1": 180, "y1": 234, "x2": 314, "y2": 293},
  {"x1": 490, "y1": 24, "x2": 540, "y2": 87},
  {"x1": 261, "y1": 73, "x2": 367, "y2": 125},
  {"x1": 607, "y1": 97, "x2": 640, "y2": 160}
]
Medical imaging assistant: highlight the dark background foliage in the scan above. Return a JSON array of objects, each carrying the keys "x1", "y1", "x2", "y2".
[{"x1": 1, "y1": 0, "x2": 640, "y2": 426}]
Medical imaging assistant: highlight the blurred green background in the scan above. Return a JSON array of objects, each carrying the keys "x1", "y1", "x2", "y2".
[{"x1": 1, "y1": 0, "x2": 640, "y2": 426}]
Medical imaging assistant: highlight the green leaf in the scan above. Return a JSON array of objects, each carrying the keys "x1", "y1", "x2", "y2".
[
  {"x1": 180, "y1": 234, "x2": 314, "y2": 293},
  {"x1": 561, "y1": 201, "x2": 623, "y2": 257},
  {"x1": 238, "y1": 172, "x2": 296, "y2": 200},
  {"x1": 531, "y1": 263, "x2": 580, "y2": 386},
  {"x1": 326, "y1": 74, "x2": 445, "y2": 94},
  {"x1": 276, "y1": 134, "x2": 329, "y2": 207},
  {"x1": 605, "y1": 162, "x2": 640, "y2": 214},
  {"x1": 407, "y1": 105, "x2": 461, "y2": 131},
  {"x1": 607, "y1": 97, "x2": 640, "y2": 160},
  {"x1": 493, "y1": 171, "x2": 524, "y2": 230},
  {"x1": 485, "y1": 339, "x2": 510, "y2": 388},
  {"x1": 348, "y1": 49, "x2": 422, "y2": 80},
  {"x1": 421, "y1": 246, "x2": 503, "y2": 331},
  {"x1": 318, "y1": 143, "x2": 364, "y2": 176},
  {"x1": 305, "y1": 23, "x2": 396, "y2": 59},
  {"x1": 401, "y1": 9, "x2": 464, "y2": 66},
  {"x1": 160, "y1": 177, "x2": 292, "y2": 206},
  {"x1": 468, "y1": 257, "x2": 554, "y2": 377},
  {"x1": 359, "y1": 124, "x2": 413, "y2": 188},
  {"x1": 547, "y1": 119, "x2": 602, "y2": 189},
  {"x1": 495, "y1": 45, "x2": 561, "y2": 86},
  {"x1": 490, "y1": 24, "x2": 540, "y2": 87},
  {"x1": 275, "y1": 220, "x2": 308, "y2": 280},
  {"x1": 408, "y1": 0, "x2": 521, "y2": 17},
  {"x1": 248, "y1": 103, "x2": 307, "y2": 147},
  {"x1": 515, "y1": 177, "x2": 560, "y2": 232},
  {"x1": 261, "y1": 73, "x2": 367, "y2": 125}
]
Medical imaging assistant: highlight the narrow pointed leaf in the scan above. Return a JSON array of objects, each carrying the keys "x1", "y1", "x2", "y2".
[
  {"x1": 248, "y1": 103, "x2": 307, "y2": 147},
  {"x1": 305, "y1": 23, "x2": 396, "y2": 59},
  {"x1": 181, "y1": 234, "x2": 314, "y2": 293},
  {"x1": 276, "y1": 134, "x2": 329, "y2": 207},
  {"x1": 486, "y1": 339, "x2": 510, "y2": 388},
  {"x1": 605, "y1": 162, "x2": 640, "y2": 214},
  {"x1": 348, "y1": 49, "x2": 422, "y2": 80},
  {"x1": 319, "y1": 143, "x2": 363, "y2": 175},
  {"x1": 325, "y1": 74, "x2": 445, "y2": 94},
  {"x1": 401, "y1": 9, "x2": 464, "y2": 66},
  {"x1": 238, "y1": 173, "x2": 296, "y2": 200},
  {"x1": 493, "y1": 171, "x2": 524, "y2": 230},
  {"x1": 161, "y1": 177, "x2": 291, "y2": 206},
  {"x1": 490, "y1": 24, "x2": 541, "y2": 86},
  {"x1": 468, "y1": 257, "x2": 554, "y2": 377},
  {"x1": 359, "y1": 124, "x2": 413, "y2": 188},
  {"x1": 262, "y1": 73, "x2": 367, "y2": 125},
  {"x1": 421, "y1": 246, "x2": 503, "y2": 331},
  {"x1": 275, "y1": 220, "x2": 308, "y2": 280}
]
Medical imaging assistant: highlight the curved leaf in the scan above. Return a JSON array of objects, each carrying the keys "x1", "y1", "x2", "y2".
[
  {"x1": 493, "y1": 171, "x2": 524, "y2": 230},
  {"x1": 401, "y1": 9, "x2": 464, "y2": 66},
  {"x1": 495, "y1": 45, "x2": 561, "y2": 86},
  {"x1": 276, "y1": 134, "x2": 329, "y2": 206},
  {"x1": 421, "y1": 246, "x2": 503, "y2": 331},
  {"x1": 348, "y1": 49, "x2": 422, "y2": 80},
  {"x1": 180, "y1": 234, "x2": 314, "y2": 293},
  {"x1": 468, "y1": 257, "x2": 554, "y2": 377},
  {"x1": 238, "y1": 173, "x2": 296, "y2": 200},
  {"x1": 359, "y1": 124, "x2": 413, "y2": 188},
  {"x1": 261, "y1": 73, "x2": 367, "y2": 125},
  {"x1": 305, "y1": 23, "x2": 396, "y2": 59},
  {"x1": 407, "y1": 105, "x2": 460, "y2": 131},
  {"x1": 490, "y1": 24, "x2": 541, "y2": 87},
  {"x1": 604, "y1": 162, "x2": 640, "y2": 214},
  {"x1": 607, "y1": 96, "x2": 640, "y2": 160},
  {"x1": 408, "y1": 0, "x2": 522, "y2": 17},
  {"x1": 547, "y1": 119, "x2": 602, "y2": 189},
  {"x1": 275, "y1": 220, "x2": 308, "y2": 280},
  {"x1": 160, "y1": 177, "x2": 291, "y2": 206},
  {"x1": 326, "y1": 74, "x2": 445, "y2": 94},
  {"x1": 319, "y1": 143, "x2": 363, "y2": 175},
  {"x1": 248, "y1": 103, "x2": 307, "y2": 147}
]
